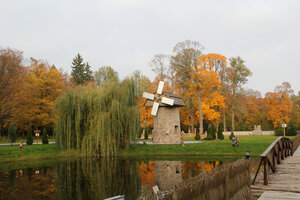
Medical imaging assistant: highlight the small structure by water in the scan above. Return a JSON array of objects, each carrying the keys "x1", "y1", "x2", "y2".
[{"x1": 143, "y1": 81, "x2": 185, "y2": 144}]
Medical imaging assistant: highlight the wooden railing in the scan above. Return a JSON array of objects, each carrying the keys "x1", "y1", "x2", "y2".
[{"x1": 252, "y1": 136, "x2": 293, "y2": 185}]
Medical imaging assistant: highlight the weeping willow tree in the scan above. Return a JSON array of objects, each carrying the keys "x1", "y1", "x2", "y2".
[
  {"x1": 56, "y1": 158, "x2": 141, "y2": 199},
  {"x1": 54, "y1": 78, "x2": 140, "y2": 156}
]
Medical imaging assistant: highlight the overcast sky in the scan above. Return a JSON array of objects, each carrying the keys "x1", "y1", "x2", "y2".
[{"x1": 1, "y1": 0, "x2": 299, "y2": 95}]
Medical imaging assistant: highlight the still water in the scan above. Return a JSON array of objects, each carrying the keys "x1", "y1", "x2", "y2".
[{"x1": 0, "y1": 158, "x2": 239, "y2": 200}]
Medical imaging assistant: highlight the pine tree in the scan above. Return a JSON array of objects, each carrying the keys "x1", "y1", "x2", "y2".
[
  {"x1": 229, "y1": 131, "x2": 235, "y2": 140},
  {"x1": 71, "y1": 53, "x2": 86, "y2": 85},
  {"x1": 8, "y1": 122, "x2": 17, "y2": 144},
  {"x1": 144, "y1": 126, "x2": 149, "y2": 140},
  {"x1": 42, "y1": 128, "x2": 49, "y2": 144},
  {"x1": 194, "y1": 131, "x2": 200, "y2": 140},
  {"x1": 217, "y1": 124, "x2": 224, "y2": 140},
  {"x1": 26, "y1": 124, "x2": 33, "y2": 145},
  {"x1": 84, "y1": 62, "x2": 94, "y2": 82},
  {"x1": 207, "y1": 124, "x2": 216, "y2": 140}
]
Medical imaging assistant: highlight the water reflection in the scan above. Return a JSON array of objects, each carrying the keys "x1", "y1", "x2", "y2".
[
  {"x1": 0, "y1": 158, "x2": 240, "y2": 200},
  {"x1": 137, "y1": 160, "x2": 227, "y2": 195}
]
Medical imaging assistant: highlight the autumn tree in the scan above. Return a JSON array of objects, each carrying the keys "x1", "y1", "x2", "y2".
[
  {"x1": 227, "y1": 57, "x2": 252, "y2": 131},
  {"x1": 291, "y1": 92, "x2": 300, "y2": 129},
  {"x1": 13, "y1": 59, "x2": 66, "y2": 131},
  {"x1": 0, "y1": 48, "x2": 25, "y2": 137},
  {"x1": 170, "y1": 40, "x2": 204, "y2": 132},
  {"x1": 149, "y1": 54, "x2": 169, "y2": 81},
  {"x1": 265, "y1": 82, "x2": 293, "y2": 128},
  {"x1": 196, "y1": 54, "x2": 227, "y2": 134},
  {"x1": 94, "y1": 66, "x2": 119, "y2": 87},
  {"x1": 8, "y1": 122, "x2": 16, "y2": 144},
  {"x1": 71, "y1": 53, "x2": 93, "y2": 85},
  {"x1": 190, "y1": 67, "x2": 225, "y2": 134},
  {"x1": 133, "y1": 71, "x2": 153, "y2": 129}
]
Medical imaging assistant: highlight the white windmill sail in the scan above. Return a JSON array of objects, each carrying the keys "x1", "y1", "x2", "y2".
[
  {"x1": 161, "y1": 97, "x2": 174, "y2": 106},
  {"x1": 157, "y1": 81, "x2": 164, "y2": 95},
  {"x1": 142, "y1": 92, "x2": 154, "y2": 100},
  {"x1": 151, "y1": 102, "x2": 160, "y2": 116}
]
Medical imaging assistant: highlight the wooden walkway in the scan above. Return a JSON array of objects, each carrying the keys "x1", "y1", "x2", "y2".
[{"x1": 252, "y1": 147, "x2": 300, "y2": 199}]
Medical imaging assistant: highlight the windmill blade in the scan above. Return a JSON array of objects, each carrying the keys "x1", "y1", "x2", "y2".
[
  {"x1": 151, "y1": 102, "x2": 159, "y2": 116},
  {"x1": 157, "y1": 81, "x2": 164, "y2": 95},
  {"x1": 161, "y1": 97, "x2": 174, "y2": 106},
  {"x1": 142, "y1": 92, "x2": 154, "y2": 100}
]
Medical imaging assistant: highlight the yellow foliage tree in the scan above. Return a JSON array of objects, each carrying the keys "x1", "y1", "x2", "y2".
[
  {"x1": 190, "y1": 67, "x2": 225, "y2": 133},
  {"x1": 265, "y1": 83, "x2": 293, "y2": 128},
  {"x1": 12, "y1": 59, "x2": 66, "y2": 130}
]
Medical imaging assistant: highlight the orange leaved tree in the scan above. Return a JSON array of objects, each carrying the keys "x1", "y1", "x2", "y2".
[
  {"x1": 12, "y1": 59, "x2": 67, "y2": 131},
  {"x1": 265, "y1": 82, "x2": 293, "y2": 128}
]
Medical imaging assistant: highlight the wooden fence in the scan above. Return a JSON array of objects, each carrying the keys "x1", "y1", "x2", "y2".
[
  {"x1": 144, "y1": 159, "x2": 251, "y2": 200},
  {"x1": 252, "y1": 136, "x2": 293, "y2": 185}
]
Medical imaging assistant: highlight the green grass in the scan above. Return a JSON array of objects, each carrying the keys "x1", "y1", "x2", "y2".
[
  {"x1": 0, "y1": 136, "x2": 55, "y2": 144},
  {"x1": 0, "y1": 144, "x2": 81, "y2": 165},
  {"x1": 0, "y1": 135, "x2": 295, "y2": 170},
  {"x1": 122, "y1": 135, "x2": 295, "y2": 157}
]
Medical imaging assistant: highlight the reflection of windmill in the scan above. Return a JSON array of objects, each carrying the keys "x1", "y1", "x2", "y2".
[{"x1": 143, "y1": 81, "x2": 185, "y2": 144}]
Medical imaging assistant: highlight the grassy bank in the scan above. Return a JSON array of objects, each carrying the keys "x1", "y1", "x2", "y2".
[
  {"x1": 122, "y1": 135, "x2": 295, "y2": 157},
  {"x1": 0, "y1": 136, "x2": 55, "y2": 144},
  {"x1": 0, "y1": 135, "x2": 294, "y2": 167},
  {"x1": 0, "y1": 144, "x2": 81, "y2": 165}
]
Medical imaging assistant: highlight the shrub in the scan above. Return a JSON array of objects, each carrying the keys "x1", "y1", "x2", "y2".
[
  {"x1": 229, "y1": 131, "x2": 235, "y2": 140},
  {"x1": 26, "y1": 124, "x2": 33, "y2": 145},
  {"x1": 217, "y1": 124, "x2": 224, "y2": 140},
  {"x1": 144, "y1": 126, "x2": 149, "y2": 140},
  {"x1": 207, "y1": 124, "x2": 216, "y2": 140},
  {"x1": 287, "y1": 125, "x2": 297, "y2": 136},
  {"x1": 8, "y1": 122, "x2": 17, "y2": 144},
  {"x1": 274, "y1": 127, "x2": 283, "y2": 136},
  {"x1": 42, "y1": 128, "x2": 49, "y2": 144},
  {"x1": 195, "y1": 131, "x2": 200, "y2": 140}
]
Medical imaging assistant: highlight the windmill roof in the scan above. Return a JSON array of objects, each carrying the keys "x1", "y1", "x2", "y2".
[{"x1": 144, "y1": 91, "x2": 186, "y2": 107}]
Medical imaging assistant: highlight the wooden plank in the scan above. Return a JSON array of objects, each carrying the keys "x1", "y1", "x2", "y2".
[
  {"x1": 259, "y1": 191, "x2": 300, "y2": 200},
  {"x1": 261, "y1": 137, "x2": 283, "y2": 157},
  {"x1": 253, "y1": 147, "x2": 300, "y2": 198}
]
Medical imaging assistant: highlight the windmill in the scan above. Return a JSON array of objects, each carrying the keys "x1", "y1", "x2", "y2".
[
  {"x1": 142, "y1": 81, "x2": 175, "y2": 116},
  {"x1": 142, "y1": 81, "x2": 185, "y2": 144}
]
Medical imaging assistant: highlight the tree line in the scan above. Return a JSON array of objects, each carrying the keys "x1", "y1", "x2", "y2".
[{"x1": 0, "y1": 40, "x2": 299, "y2": 143}]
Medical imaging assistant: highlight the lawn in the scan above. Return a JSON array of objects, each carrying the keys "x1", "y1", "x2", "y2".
[
  {"x1": 123, "y1": 135, "x2": 295, "y2": 157},
  {"x1": 0, "y1": 136, "x2": 55, "y2": 144},
  {"x1": 0, "y1": 135, "x2": 295, "y2": 167},
  {"x1": 0, "y1": 144, "x2": 80, "y2": 165}
]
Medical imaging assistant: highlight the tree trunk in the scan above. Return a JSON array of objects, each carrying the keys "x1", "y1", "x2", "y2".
[
  {"x1": 223, "y1": 108, "x2": 226, "y2": 131},
  {"x1": 232, "y1": 101, "x2": 235, "y2": 131},
  {"x1": 190, "y1": 110, "x2": 194, "y2": 133},
  {"x1": 198, "y1": 91, "x2": 203, "y2": 134},
  {"x1": 216, "y1": 121, "x2": 219, "y2": 138}
]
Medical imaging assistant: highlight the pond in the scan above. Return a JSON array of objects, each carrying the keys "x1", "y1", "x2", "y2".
[{"x1": 0, "y1": 157, "x2": 256, "y2": 200}]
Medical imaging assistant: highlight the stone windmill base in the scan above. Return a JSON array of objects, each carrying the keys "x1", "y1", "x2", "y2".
[{"x1": 152, "y1": 107, "x2": 182, "y2": 144}]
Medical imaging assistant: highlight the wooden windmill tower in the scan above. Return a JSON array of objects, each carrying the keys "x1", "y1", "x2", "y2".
[{"x1": 143, "y1": 81, "x2": 185, "y2": 144}]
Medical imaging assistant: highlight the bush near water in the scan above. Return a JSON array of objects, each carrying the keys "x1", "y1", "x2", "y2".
[
  {"x1": 54, "y1": 79, "x2": 140, "y2": 156},
  {"x1": 26, "y1": 124, "x2": 33, "y2": 145}
]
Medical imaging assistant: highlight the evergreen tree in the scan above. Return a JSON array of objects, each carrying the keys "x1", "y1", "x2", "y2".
[
  {"x1": 287, "y1": 125, "x2": 297, "y2": 136},
  {"x1": 217, "y1": 124, "x2": 224, "y2": 140},
  {"x1": 144, "y1": 126, "x2": 149, "y2": 140},
  {"x1": 8, "y1": 122, "x2": 17, "y2": 144},
  {"x1": 194, "y1": 131, "x2": 200, "y2": 140},
  {"x1": 207, "y1": 124, "x2": 216, "y2": 140},
  {"x1": 84, "y1": 62, "x2": 94, "y2": 82},
  {"x1": 229, "y1": 131, "x2": 235, "y2": 140},
  {"x1": 42, "y1": 128, "x2": 49, "y2": 144},
  {"x1": 71, "y1": 53, "x2": 86, "y2": 85},
  {"x1": 26, "y1": 124, "x2": 33, "y2": 145}
]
